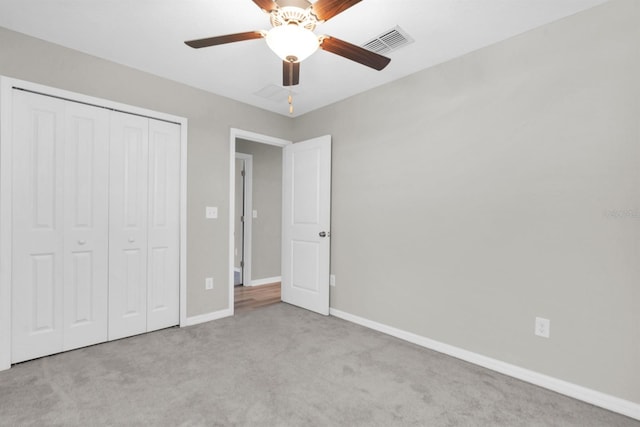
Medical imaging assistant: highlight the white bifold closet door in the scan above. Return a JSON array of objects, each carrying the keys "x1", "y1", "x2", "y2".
[
  {"x1": 11, "y1": 89, "x2": 181, "y2": 363},
  {"x1": 11, "y1": 90, "x2": 109, "y2": 363},
  {"x1": 108, "y1": 112, "x2": 180, "y2": 341},
  {"x1": 146, "y1": 120, "x2": 181, "y2": 332}
]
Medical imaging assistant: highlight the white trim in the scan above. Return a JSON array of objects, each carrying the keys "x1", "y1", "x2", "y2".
[
  {"x1": 329, "y1": 308, "x2": 640, "y2": 421},
  {"x1": 235, "y1": 152, "x2": 253, "y2": 287},
  {"x1": 247, "y1": 276, "x2": 282, "y2": 287},
  {"x1": 3, "y1": 78, "x2": 182, "y2": 124},
  {"x1": 178, "y1": 117, "x2": 189, "y2": 328},
  {"x1": 232, "y1": 129, "x2": 292, "y2": 147},
  {"x1": 229, "y1": 129, "x2": 291, "y2": 316},
  {"x1": 0, "y1": 76, "x2": 189, "y2": 367},
  {"x1": 0, "y1": 77, "x2": 13, "y2": 371},
  {"x1": 183, "y1": 308, "x2": 233, "y2": 327}
]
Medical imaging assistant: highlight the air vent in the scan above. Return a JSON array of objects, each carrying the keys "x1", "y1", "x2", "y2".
[
  {"x1": 362, "y1": 26, "x2": 414, "y2": 55},
  {"x1": 254, "y1": 84, "x2": 297, "y2": 103}
]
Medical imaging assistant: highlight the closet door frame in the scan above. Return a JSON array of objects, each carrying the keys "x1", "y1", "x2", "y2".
[{"x1": 0, "y1": 76, "x2": 189, "y2": 371}]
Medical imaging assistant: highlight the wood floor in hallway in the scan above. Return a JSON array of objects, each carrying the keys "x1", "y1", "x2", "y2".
[{"x1": 234, "y1": 282, "x2": 281, "y2": 313}]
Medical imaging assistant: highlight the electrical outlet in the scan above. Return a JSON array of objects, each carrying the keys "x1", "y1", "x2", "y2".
[
  {"x1": 330, "y1": 274, "x2": 336, "y2": 287},
  {"x1": 535, "y1": 317, "x2": 550, "y2": 338},
  {"x1": 205, "y1": 206, "x2": 218, "y2": 219},
  {"x1": 205, "y1": 277, "x2": 214, "y2": 290}
]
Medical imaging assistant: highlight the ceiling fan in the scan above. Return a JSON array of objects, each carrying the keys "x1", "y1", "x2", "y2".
[{"x1": 184, "y1": 0, "x2": 391, "y2": 89}]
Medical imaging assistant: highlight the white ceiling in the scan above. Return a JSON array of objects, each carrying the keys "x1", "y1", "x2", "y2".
[{"x1": 0, "y1": 0, "x2": 608, "y2": 117}]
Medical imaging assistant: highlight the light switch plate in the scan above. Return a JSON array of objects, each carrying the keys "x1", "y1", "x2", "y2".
[
  {"x1": 252, "y1": 210, "x2": 258, "y2": 218},
  {"x1": 205, "y1": 206, "x2": 218, "y2": 219}
]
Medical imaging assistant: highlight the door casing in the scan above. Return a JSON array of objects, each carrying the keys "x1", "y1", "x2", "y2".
[{"x1": 235, "y1": 153, "x2": 253, "y2": 286}]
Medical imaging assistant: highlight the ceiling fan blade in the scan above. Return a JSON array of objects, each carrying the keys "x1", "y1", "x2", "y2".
[
  {"x1": 320, "y1": 36, "x2": 391, "y2": 70},
  {"x1": 252, "y1": 0, "x2": 278, "y2": 13},
  {"x1": 283, "y1": 61, "x2": 300, "y2": 86},
  {"x1": 185, "y1": 31, "x2": 265, "y2": 49},
  {"x1": 312, "y1": 0, "x2": 362, "y2": 21}
]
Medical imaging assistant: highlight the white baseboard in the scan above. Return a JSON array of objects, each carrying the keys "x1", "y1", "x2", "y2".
[
  {"x1": 247, "y1": 276, "x2": 281, "y2": 287},
  {"x1": 182, "y1": 308, "x2": 233, "y2": 327},
  {"x1": 329, "y1": 308, "x2": 640, "y2": 421}
]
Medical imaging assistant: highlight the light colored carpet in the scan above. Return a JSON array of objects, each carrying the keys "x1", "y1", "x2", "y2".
[{"x1": 0, "y1": 303, "x2": 637, "y2": 426}]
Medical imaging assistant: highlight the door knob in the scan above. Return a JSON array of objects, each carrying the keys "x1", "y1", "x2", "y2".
[
  {"x1": 319, "y1": 231, "x2": 330, "y2": 238},
  {"x1": 78, "y1": 240, "x2": 86, "y2": 245}
]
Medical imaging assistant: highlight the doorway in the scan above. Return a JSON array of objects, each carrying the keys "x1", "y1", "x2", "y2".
[
  {"x1": 229, "y1": 129, "x2": 291, "y2": 313},
  {"x1": 229, "y1": 129, "x2": 332, "y2": 316}
]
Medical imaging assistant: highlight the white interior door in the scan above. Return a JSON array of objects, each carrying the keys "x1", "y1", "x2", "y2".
[
  {"x1": 234, "y1": 157, "x2": 245, "y2": 285},
  {"x1": 281, "y1": 135, "x2": 331, "y2": 315},
  {"x1": 62, "y1": 101, "x2": 109, "y2": 351},
  {"x1": 11, "y1": 91, "x2": 65, "y2": 363},
  {"x1": 146, "y1": 119, "x2": 180, "y2": 332},
  {"x1": 235, "y1": 153, "x2": 253, "y2": 287},
  {"x1": 108, "y1": 111, "x2": 149, "y2": 340}
]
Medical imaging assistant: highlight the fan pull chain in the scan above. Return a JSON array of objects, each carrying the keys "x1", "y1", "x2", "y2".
[{"x1": 288, "y1": 91, "x2": 293, "y2": 115}]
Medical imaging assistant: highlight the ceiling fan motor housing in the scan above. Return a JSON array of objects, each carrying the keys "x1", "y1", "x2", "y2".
[{"x1": 271, "y1": 0, "x2": 317, "y2": 30}]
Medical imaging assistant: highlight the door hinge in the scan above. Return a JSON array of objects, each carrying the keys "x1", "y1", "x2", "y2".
[
  {"x1": 240, "y1": 261, "x2": 244, "y2": 268},
  {"x1": 241, "y1": 170, "x2": 245, "y2": 177},
  {"x1": 241, "y1": 215, "x2": 244, "y2": 222}
]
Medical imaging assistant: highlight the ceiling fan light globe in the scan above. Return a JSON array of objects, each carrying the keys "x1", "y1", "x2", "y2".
[{"x1": 266, "y1": 25, "x2": 319, "y2": 63}]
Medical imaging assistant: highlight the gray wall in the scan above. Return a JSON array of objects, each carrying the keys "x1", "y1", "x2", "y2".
[
  {"x1": 236, "y1": 139, "x2": 282, "y2": 281},
  {"x1": 0, "y1": 26, "x2": 292, "y2": 317},
  {"x1": 291, "y1": 0, "x2": 640, "y2": 405}
]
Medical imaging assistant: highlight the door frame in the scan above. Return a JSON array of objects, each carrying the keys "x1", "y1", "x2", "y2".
[
  {"x1": 234, "y1": 152, "x2": 253, "y2": 286},
  {"x1": 228, "y1": 129, "x2": 291, "y2": 313},
  {"x1": 0, "y1": 76, "x2": 189, "y2": 371}
]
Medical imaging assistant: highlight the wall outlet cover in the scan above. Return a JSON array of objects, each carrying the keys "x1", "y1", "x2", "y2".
[
  {"x1": 205, "y1": 206, "x2": 218, "y2": 219},
  {"x1": 535, "y1": 317, "x2": 550, "y2": 338}
]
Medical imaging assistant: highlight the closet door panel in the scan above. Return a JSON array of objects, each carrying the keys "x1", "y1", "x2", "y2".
[
  {"x1": 109, "y1": 112, "x2": 149, "y2": 340},
  {"x1": 11, "y1": 91, "x2": 65, "y2": 363},
  {"x1": 62, "y1": 102, "x2": 109, "y2": 351},
  {"x1": 146, "y1": 120, "x2": 180, "y2": 332},
  {"x1": 147, "y1": 120, "x2": 180, "y2": 331}
]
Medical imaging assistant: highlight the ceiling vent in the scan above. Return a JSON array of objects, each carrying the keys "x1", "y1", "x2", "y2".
[
  {"x1": 362, "y1": 26, "x2": 414, "y2": 55},
  {"x1": 254, "y1": 84, "x2": 297, "y2": 103}
]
